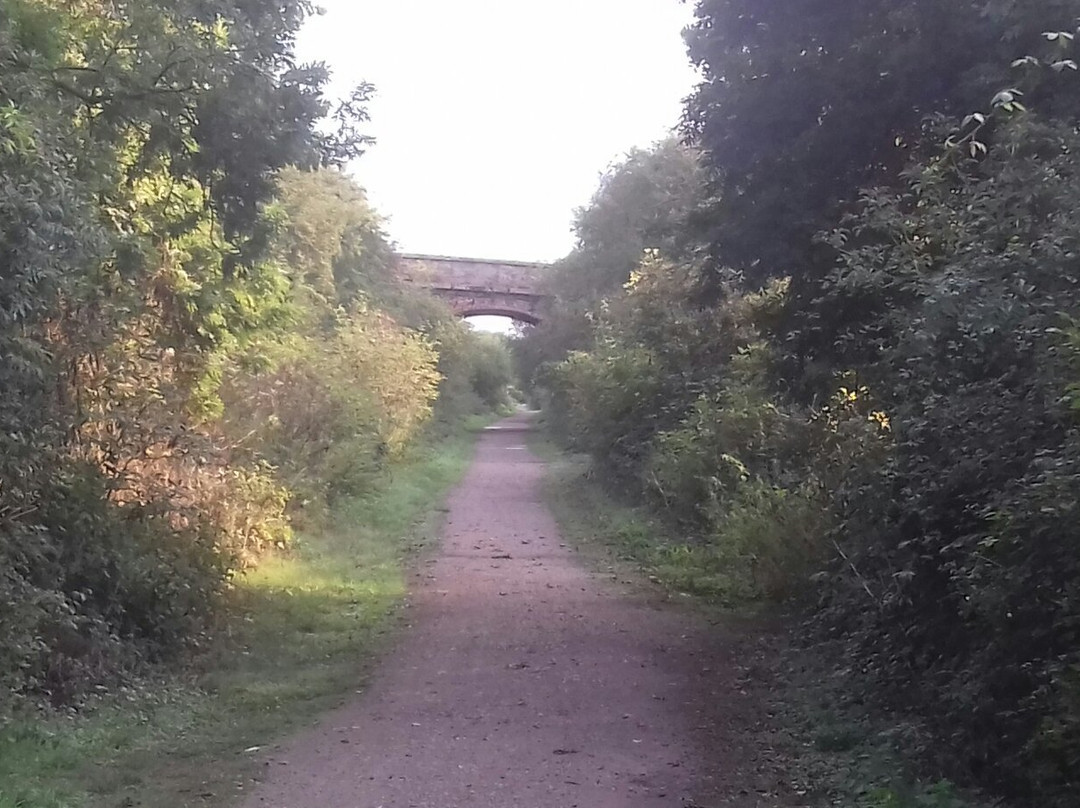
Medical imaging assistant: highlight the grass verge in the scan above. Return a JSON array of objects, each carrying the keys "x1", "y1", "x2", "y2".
[
  {"x1": 0, "y1": 426, "x2": 482, "y2": 808},
  {"x1": 532, "y1": 434, "x2": 742, "y2": 605}
]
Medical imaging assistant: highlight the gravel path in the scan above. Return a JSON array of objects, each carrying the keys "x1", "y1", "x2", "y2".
[{"x1": 241, "y1": 413, "x2": 784, "y2": 808}]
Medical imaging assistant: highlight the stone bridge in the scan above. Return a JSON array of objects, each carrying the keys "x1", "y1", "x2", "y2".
[{"x1": 394, "y1": 254, "x2": 551, "y2": 325}]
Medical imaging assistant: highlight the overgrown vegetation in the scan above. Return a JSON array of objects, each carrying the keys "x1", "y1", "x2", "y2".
[
  {"x1": 519, "y1": 3, "x2": 1080, "y2": 804},
  {"x1": 0, "y1": 0, "x2": 512, "y2": 723},
  {"x1": 0, "y1": 429, "x2": 480, "y2": 808},
  {"x1": 538, "y1": 440, "x2": 994, "y2": 808},
  {"x1": 6, "y1": 0, "x2": 1080, "y2": 804}
]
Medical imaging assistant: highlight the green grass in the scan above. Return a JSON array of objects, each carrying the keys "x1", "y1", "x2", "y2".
[
  {"x1": 533, "y1": 435, "x2": 743, "y2": 605},
  {"x1": 0, "y1": 428, "x2": 481, "y2": 808}
]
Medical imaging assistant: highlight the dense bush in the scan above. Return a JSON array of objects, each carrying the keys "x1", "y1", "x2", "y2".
[
  {"x1": 466, "y1": 333, "x2": 516, "y2": 412},
  {"x1": 1, "y1": 0, "x2": 328, "y2": 710},
  {"x1": 0, "y1": 3, "x2": 515, "y2": 712},
  {"x1": 540, "y1": 260, "x2": 878, "y2": 604},
  {"x1": 220, "y1": 309, "x2": 441, "y2": 513},
  {"x1": 522, "y1": 8, "x2": 1080, "y2": 801},
  {"x1": 808, "y1": 116, "x2": 1080, "y2": 800}
]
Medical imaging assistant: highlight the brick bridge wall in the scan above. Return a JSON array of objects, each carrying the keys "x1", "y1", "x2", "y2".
[{"x1": 395, "y1": 254, "x2": 552, "y2": 324}]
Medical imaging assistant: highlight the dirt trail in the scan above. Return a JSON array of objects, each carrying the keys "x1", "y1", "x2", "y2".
[{"x1": 241, "y1": 413, "x2": 784, "y2": 808}]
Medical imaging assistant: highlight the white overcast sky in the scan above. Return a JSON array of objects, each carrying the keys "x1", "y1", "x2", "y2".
[{"x1": 296, "y1": 0, "x2": 700, "y2": 264}]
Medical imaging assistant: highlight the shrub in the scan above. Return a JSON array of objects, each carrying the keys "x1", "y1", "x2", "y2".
[
  {"x1": 811, "y1": 117, "x2": 1080, "y2": 802},
  {"x1": 708, "y1": 480, "x2": 832, "y2": 602}
]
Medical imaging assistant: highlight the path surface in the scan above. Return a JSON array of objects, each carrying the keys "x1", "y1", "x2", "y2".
[{"x1": 241, "y1": 413, "x2": 784, "y2": 807}]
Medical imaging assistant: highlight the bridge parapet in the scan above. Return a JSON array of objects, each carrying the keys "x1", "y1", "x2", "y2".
[{"x1": 395, "y1": 254, "x2": 551, "y2": 324}]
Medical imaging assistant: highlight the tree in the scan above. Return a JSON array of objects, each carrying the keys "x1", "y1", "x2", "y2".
[
  {"x1": 684, "y1": 0, "x2": 1080, "y2": 285},
  {"x1": 0, "y1": 0, "x2": 372, "y2": 706},
  {"x1": 516, "y1": 140, "x2": 702, "y2": 389},
  {"x1": 272, "y1": 167, "x2": 395, "y2": 308}
]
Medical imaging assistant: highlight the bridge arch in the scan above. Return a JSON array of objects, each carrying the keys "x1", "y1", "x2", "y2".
[
  {"x1": 459, "y1": 308, "x2": 541, "y2": 326},
  {"x1": 394, "y1": 254, "x2": 551, "y2": 325}
]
